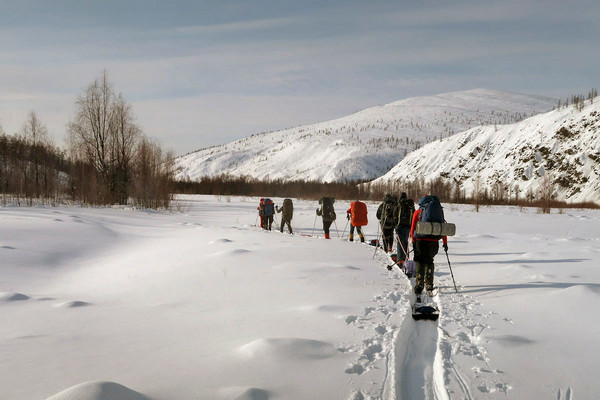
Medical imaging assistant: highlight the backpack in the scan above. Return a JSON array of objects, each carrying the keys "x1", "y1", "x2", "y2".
[
  {"x1": 350, "y1": 201, "x2": 368, "y2": 227},
  {"x1": 414, "y1": 195, "x2": 444, "y2": 239},
  {"x1": 263, "y1": 198, "x2": 275, "y2": 217},
  {"x1": 320, "y1": 197, "x2": 336, "y2": 221},
  {"x1": 397, "y1": 198, "x2": 415, "y2": 227},
  {"x1": 282, "y1": 198, "x2": 293, "y2": 220},
  {"x1": 381, "y1": 194, "x2": 399, "y2": 229}
]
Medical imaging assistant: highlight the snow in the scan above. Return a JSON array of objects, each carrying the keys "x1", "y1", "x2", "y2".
[
  {"x1": 2, "y1": 195, "x2": 599, "y2": 399},
  {"x1": 175, "y1": 89, "x2": 555, "y2": 183},
  {"x1": 372, "y1": 98, "x2": 600, "y2": 204}
]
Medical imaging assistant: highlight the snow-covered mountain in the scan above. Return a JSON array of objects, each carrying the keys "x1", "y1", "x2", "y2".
[
  {"x1": 175, "y1": 89, "x2": 555, "y2": 182},
  {"x1": 371, "y1": 99, "x2": 600, "y2": 204}
]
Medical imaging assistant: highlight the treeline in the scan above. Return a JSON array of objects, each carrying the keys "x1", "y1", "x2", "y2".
[
  {"x1": 0, "y1": 118, "x2": 68, "y2": 204},
  {"x1": 1, "y1": 71, "x2": 174, "y2": 208},
  {"x1": 175, "y1": 175, "x2": 599, "y2": 211},
  {"x1": 175, "y1": 175, "x2": 370, "y2": 200}
]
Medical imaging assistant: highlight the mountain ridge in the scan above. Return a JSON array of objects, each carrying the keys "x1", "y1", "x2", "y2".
[
  {"x1": 371, "y1": 98, "x2": 600, "y2": 204},
  {"x1": 175, "y1": 89, "x2": 556, "y2": 183}
]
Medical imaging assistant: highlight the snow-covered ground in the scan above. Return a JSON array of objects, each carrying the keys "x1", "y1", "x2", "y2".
[{"x1": 1, "y1": 195, "x2": 599, "y2": 400}]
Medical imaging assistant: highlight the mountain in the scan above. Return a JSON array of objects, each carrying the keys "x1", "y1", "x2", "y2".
[
  {"x1": 174, "y1": 89, "x2": 555, "y2": 183},
  {"x1": 370, "y1": 98, "x2": 600, "y2": 204}
]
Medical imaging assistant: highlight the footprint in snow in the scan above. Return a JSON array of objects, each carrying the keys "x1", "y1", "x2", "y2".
[
  {"x1": 54, "y1": 301, "x2": 92, "y2": 308},
  {"x1": 234, "y1": 388, "x2": 270, "y2": 400},
  {"x1": 239, "y1": 337, "x2": 337, "y2": 360},
  {"x1": 230, "y1": 249, "x2": 251, "y2": 255},
  {"x1": 0, "y1": 292, "x2": 30, "y2": 302},
  {"x1": 209, "y1": 238, "x2": 234, "y2": 244},
  {"x1": 46, "y1": 381, "x2": 150, "y2": 400},
  {"x1": 2, "y1": 245, "x2": 16, "y2": 250}
]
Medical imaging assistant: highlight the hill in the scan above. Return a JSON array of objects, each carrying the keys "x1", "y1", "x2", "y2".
[
  {"x1": 370, "y1": 98, "x2": 600, "y2": 204},
  {"x1": 174, "y1": 89, "x2": 555, "y2": 183}
]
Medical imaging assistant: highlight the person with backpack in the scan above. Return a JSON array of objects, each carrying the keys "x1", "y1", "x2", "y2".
[
  {"x1": 276, "y1": 198, "x2": 294, "y2": 234},
  {"x1": 257, "y1": 198, "x2": 265, "y2": 228},
  {"x1": 263, "y1": 198, "x2": 275, "y2": 230},
  {"x1": 346, "y1": 200, "x2": 367, "y2": 242},
  {"x1": 316, "y1": 197, "x2": 336, "y2": 239},
  {"x1": 376, "y1": 193, "x2": 399, "y2": 252},
  {"x1": 395, "y1": 192, "x2": 415, "y2": 263},
  {"x1": 410, "y1": 195, "x2": 449, "y2": 295}
]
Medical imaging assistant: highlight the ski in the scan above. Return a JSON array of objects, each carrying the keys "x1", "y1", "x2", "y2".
[{"x1": 411, "y1": 292, "x2": 439, "y2": 321}]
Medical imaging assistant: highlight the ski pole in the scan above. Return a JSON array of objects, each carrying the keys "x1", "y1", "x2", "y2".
[
  {"x1": 372, "y1": 222, "x2": 381, "y2": 259},
  {"x1": 333, "y1": 220, "x2": 340, "y2": 238},
  {"x1": 341, "y1": 218, "x2": 349, "y2": 239},
  {"x1": 445, "y1": 249, "x2": 458, "y2": 293}
]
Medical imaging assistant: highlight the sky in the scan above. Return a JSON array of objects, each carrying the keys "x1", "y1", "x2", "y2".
[{"x1": 1, "y1": 0, "x2": 599, "y2": 155}]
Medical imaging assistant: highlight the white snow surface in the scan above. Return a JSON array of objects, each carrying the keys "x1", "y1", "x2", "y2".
[
  {"x1": 372, "y1": 99, "x2": 600, "y2": 204},
  {"x1": 2, "y1": 195, "x2": 600, "y2": 399},
  {"x1": 175, "y1": 89, "x2": 555, "y2": 183}
]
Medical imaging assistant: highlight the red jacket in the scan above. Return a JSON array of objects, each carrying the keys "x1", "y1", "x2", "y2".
[{"x1": 410, "y1": 209, "x2": 447, "y2": 245}]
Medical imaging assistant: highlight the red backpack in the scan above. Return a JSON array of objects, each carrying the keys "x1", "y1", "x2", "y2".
[{"x1": 350, "y1": 201, "x2": 368, "y2": 227}]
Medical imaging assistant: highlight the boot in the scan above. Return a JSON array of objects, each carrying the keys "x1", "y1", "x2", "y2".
[
  {"x1": 349, "y1": 234, "x2": 354, "y2": 242},
  {"x1": 325, "y1": 233, "x2": 330, "y2": 239},
  {"x1": 359, "y1": 233, "x2": 365, "y2": 243}
]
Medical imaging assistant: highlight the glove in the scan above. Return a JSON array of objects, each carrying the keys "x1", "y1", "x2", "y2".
[
  {"x1": 347, "y1": 213, "x2": 350, "y2": 220},
  {"x1": 443, "y1": 243, "x2": 448, "y2": 252}
]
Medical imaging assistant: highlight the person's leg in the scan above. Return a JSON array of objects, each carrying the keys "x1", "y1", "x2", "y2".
[
  {"x1": 349, "y1": 224, "x2": 355, "y2": 241},
  {"x1": 323, "y1": 220, "x2": 332, "y2": 239},
  {"x1": 424, "y1": 241, "x2": 439, "y2": 290},
  {"x1": 280, "y1": 218, "x2": 285, "y2": 233},
  {"x1": 413, "y1": 240, "x2": 425, "y2": 295},
  {"x1": 357, "y1": 226, "x2": 364, "y2": 242},
  {"x1": 398, "y1": 227, "x2": 410, "y2": 259}
]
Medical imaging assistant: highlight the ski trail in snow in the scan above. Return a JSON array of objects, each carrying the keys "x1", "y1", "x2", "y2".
[
  {"x1": 391, "y1": 302, "x2": 450, "y2": 400},
  {"x1": 370, "y1": 248, "x2": 449, "y2": 400}
]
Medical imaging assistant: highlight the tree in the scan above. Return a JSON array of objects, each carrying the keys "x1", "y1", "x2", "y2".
[
  {"x1": 21, "y1": 111, "x2": 50, "y2": 197},
  {"x1": 68, "y1": 71, "x2": 140, "y2": 204}
]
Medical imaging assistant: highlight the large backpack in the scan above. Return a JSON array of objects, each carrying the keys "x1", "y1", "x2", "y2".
[
  {"x1": 320, "y1": 197, "x2": 336, "y2": 221},
  {"x1": 397, "y1": 198, "x2": 415, "y2": 227},
  {"x1": 350, "y1": 201, "x2": 368, "y2": 227},
  {"x1": 263, "y1": 198, "x2": 275, "y2": 217},
  {"x1": 381, "y1": 194, "x2": 399, "y2": 229},
  {"x1": 414, "y1": 195, "x2": 444, "y2": 239},
  {"x1": 282, "y1": 198, "x2": 293, "y2": 220}
]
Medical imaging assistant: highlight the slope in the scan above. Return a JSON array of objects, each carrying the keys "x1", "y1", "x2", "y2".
[
  {"x1": 371, "y1": 98, "x2": 600, "y2": 204},
  {"x1": 175, "y1": 89, "x2": 555, "y2": 183}
]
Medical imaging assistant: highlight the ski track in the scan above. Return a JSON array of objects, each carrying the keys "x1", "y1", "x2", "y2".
[
  {"x1": 436, "y1": 276, "x2": 513, "y2": 399},
  {"x1": 370, "y1": 249, "x2": 510, "y2": 400}
]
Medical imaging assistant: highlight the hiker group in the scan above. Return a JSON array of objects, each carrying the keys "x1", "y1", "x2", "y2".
[
  {"x1": 257, "y1": 193, "x2": 452, "y2": 295},
  {"x1": 257, "y1": 197, "x2": 294, "y2": 233}
]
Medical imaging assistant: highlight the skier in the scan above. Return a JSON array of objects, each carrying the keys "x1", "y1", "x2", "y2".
[
  {"x1": 395, "y1": 192, "x2": 415, "y2": 263},
  {"x1": 257, "y1": 198, "x2": 265, "y2": 228},
  {"x1": 346, "y1": 200, "x2": 367, "y2": 242},
  {"x1": 410, "y1": 195, "x2": 448, "y2": 295},
  {"x1": 276, "y1": 198, "x2": 294, "y2": 234},
  {"x1": 376, "y1": 193, "x2": 399, "y2": 252},
  {"x1": 316, "y1": 197, "x2": 336, "y2": 239},
  {"x1": 263, "y1": 198, "x2": 275, "y2": 230}
]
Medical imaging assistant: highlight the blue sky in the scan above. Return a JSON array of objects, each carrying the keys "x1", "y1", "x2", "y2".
[{"x1": 1, "y1": 0, "x2": 599, "y2": 154}]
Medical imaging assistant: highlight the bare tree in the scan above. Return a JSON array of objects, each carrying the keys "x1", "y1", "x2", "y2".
[
  {"x1": 21, "y1": 111, "x2": 50, "y2": 198},
  {"x1": 68, "y1": 71, "x2": 140, "y2": 204}
]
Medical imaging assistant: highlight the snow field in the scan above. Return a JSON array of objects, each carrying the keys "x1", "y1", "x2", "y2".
[
  {"x1": 2, "y1": 196, "x2": 599, "y2": 399},
  {"x1": 1, "y1": 196, "x2": 409, "y2": 399}
]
